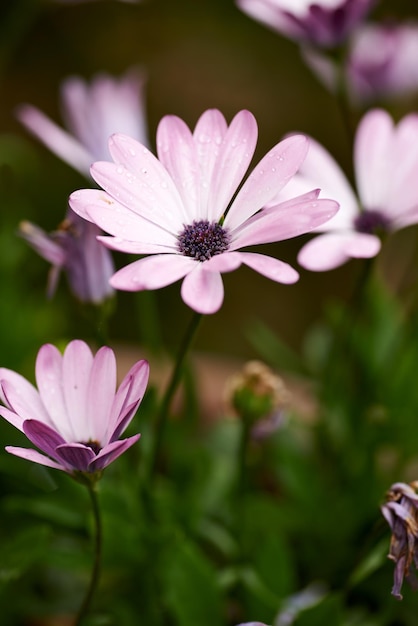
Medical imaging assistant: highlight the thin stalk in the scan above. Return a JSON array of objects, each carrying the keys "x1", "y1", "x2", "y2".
[
  {"x1": 74, "y1": 483, "x2": 103, "y2": 626},
  {"x1": 148, "y1": 311, "x2": 203, "y2": 479}
]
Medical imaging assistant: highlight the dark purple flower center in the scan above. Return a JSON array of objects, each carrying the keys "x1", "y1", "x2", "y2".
[
  {"x1": 177, "y1": 220, "x2": 230, "y2": 261},
  {"x1": 354, "y1": 209, "x2": 390, "y2": 234},
  {"x1": 82, "y1": 440, "x2": 101, "y2": 454}
]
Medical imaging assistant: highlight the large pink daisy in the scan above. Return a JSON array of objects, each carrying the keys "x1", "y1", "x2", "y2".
[{"x1": 69, "y1": 109, "x2": 339, "y2": 314}]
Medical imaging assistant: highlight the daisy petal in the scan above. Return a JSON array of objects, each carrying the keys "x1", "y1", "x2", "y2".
[
  {"x1": 297, "y1": 231, "x2": 381, "y2": 271},
  {"x1": 181, "y1": 265, "x2": 224, "y2": 314},
  {"x1": 110, "y1": 359, "x2": 150, "y2": 440},
  {"x1": 35, "y1": 343, "x2": 73, "y2": 440},
  {"x1": 23, "y1": 419, "x2": 66, "y2": 461},
  {"x1": 55, "y1": 443, "x2": 95, "y2": 472},
  {"x1": 231, "y1": 194, "x2": 339, "y2": 249},
  {"x1": 86, "y1": 346, "x2": 117, "y2": 444},
  {"x1": 69, "y1": 189, "x2": 177, "y2": 247},
  {"x1": 62, "y1": 341, "x2": 94, "y2": 441},
  {"x1": 110, "y1": 254, "x2": 196, "y2": 291},
  {"x1": 5, "y1": 446, "x2": 64, "y2": 471},
  {"x1": 207, "y1": 110, "x2": 258, "y2": 221},
  {"x1": 0, "y1": 372, "x2": 48, "y2": 427},
  {"x1": 157, "y1": 115, "x2": 199, "y2": 220},
  {"x1": 226, "y1": 134, "x2": 309, "y2": 230},
  {"x1": 89, "y1": 435, "x2": 141, "y2": 472},
  {"x1": 239, "y1": 252, "x2": 299, "y2": 284},
  {"x1": 97, "y1": 235, "x2": 176, "y2": 255},
  {"x1": 16, "y1": 104, "x2": 93, "y2": 176}
]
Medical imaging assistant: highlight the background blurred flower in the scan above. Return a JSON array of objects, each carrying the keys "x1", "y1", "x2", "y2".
[
  {"x1": 236, "y1": 0, "x2": 375, "y2": 48},
  {"x1": 0, "y1": 340, "x2": 149, "y2": 476},
  {"x1": 16, "y1": 67, "x2": 148, "y2": 177},
  {"x1": 381, "y1": 481, "x2": 418, "y2": 600},
  {"x1": 347, "y1": 22, "x2": 418, "y2": 103},
  {"x1": 19, "y1": 208, "x2": 115, "y2": 304},
  {"x1": 69, "y1": 108, "x2": 339, "y2": 314},
  {"x1": 304, "y1": 21, "x2": 418, "y2": 104},
  {"x1": 278, "y1": 108, "x2": 418, "y2": 270}
]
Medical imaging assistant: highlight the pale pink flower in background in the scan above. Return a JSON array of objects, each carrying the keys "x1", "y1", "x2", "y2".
[
  {"x1": 19, "y1": 208, "x2": 115, "y2": 304},
  {"x1": 347, "y1": 22, "x2": 418, "y2": 103},
  {"x1": 278, "y1": 109, "x2": 418, "y2": 271},
  {"x1": 304, "y1": 21, "x2": 418, "y2": 104},
  {"x1": 69, "y1": 109, "x2": 339, "y2": 314},
  {"x1": 236, "y1": 0, "x2": 375, "y2": 48},
  {"x1": 16, "y1": 68, "x2": 148, "y2": 177},
  {"x1": 0, "y1": 340, "x2": 149, "y2": 475}
]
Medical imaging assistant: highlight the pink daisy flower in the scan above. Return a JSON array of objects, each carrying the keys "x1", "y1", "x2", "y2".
[
  {"x1": 279, "y1": 109, "x2": 418, "y2": 271},
  {"x1": 0, "y1": 340, "x2": 149, "y2": 476},
  {"x1": 69, "y1": 109, "x2": 339, "y2": 314}
]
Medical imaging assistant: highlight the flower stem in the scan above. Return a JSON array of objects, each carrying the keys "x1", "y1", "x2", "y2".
[
  {"x1": 74, "y1": 482, "x2": 103, "y2": 626},
  {"x1": 148, "y1": 311, "x2": 203, "y2": 479}
]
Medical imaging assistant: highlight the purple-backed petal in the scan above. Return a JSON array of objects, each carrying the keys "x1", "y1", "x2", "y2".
[
  {"x1": 98, "y1": 133, "x2": 187, "y2": 228},
  {"x1": 156, "y1": 115, "x2": 200, "y2": 222},
  {"x1": 55, "y1": 443, "x2": 95, "y2": 472},
  {"x1": 0, "y1": 373, "x2": 48, "y2": 427},
  {"x1": 192, "y1": 109, "x2": 228, "y2": 219},
  {"x1": 297, "y1": 231, "x2": 381, "y2": 271},
  {"x1": 239, "y1": 252, "x2": 299, "y2": 284},
  {"x1": 5, "y1": 446, "x2": 65, "y2": 471},
  {"x1": 181, "y1": 265, "x2": 224, "y2": 314},
  {"x1": 206, "y1": 110, "x2": 258, "y2": 222},
  {"x1": 0, "y1": 405, "x2": 26, "y2": 431},
  {"x1": 108, "y1": 359, "x2": 149, "y2": 440},
  {"x1": 69, "y1": 189, "x2": 176, "y2": 248},
  {"x1": 88, "y1": 434, "x2": 141, "y2": 472},
  {"x1": 230, "y1": 195, "x2": 339, "y2": 249},
  {"x1": 86, "y1": 346, "x2": 116, "y2": 444},
  {"x1": 62, "y1": 341, "x2": 94, "y2": 440},
  {"x1": 19, "y1": 221, "x2": 66, "y2": 266},
  {"x1": 109, "y1": 254, "x2": 196, "y2": 291},
  {"x1": 16, "y1": 104, "x2": 93, "y2": 176},
  {"x1": 225, "y1": 134, "x2": 309, "y2": 230},
  {"x1": 23, "y1": 419, "x2": 66, "y2": 461},
  {"x1": 354, "y1": 109, "x2": 393, "y2": 211}
]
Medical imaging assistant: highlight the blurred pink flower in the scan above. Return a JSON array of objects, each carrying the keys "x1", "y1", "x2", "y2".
[
  {"x1": 16, "y1": 68, "x2": 148, "y2": 177},
  {"x1": 69, "y1": 109, "x2": 339, "y2": 314},
  {"x1": 19, "y1": 208, "x2": 115, "y2": 304},
  {"x1": 347, "y1": 22, "x2": 418, "y2": 103},
  {"x1": 304, "y1": 21, "x2": 418, "y2": 104},
  {"x1": 236, "y1": 0, "x2": 375, "y2": 48},
  {"x1": 0, "y1": 340, "x2": 149, "y2": 476},
  {"x1": 278, "y1": 109, "x2": 418, "y2": 271}
]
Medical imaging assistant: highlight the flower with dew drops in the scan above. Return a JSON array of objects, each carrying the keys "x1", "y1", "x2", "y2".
[
  {"x1": 276, "y1": 108, "x2": 418, "y2": 271},
  {"x1": 16, "y1": 67, "x2": 148, "y2": 177},
  {"x1": 381, "y1": 481, "x2": 418, "y2": 600},
  {"x1": 19, "y1": 208, "x2": 115, "y2": 304},
  {"x1": 0, "y1": 340, "x2": 149, "y2": 478},
  {"x1": 69, "y1": 108, "x2": 339, "y2": 315},
  {"x1": 236, "y1": 0, "x2": 375, "y2": 48}
]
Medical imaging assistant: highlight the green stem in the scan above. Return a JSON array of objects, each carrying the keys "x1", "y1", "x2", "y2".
[
  {"x1": 74, "y1": 483, "x2": 103, "y2": 626},
  {"x1": 148, "y1": 311, "x2": 203, "y2": 479}
]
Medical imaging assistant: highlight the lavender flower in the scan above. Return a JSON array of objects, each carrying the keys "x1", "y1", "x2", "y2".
[
  {"x1": 20, "y1": 208, "x2": 115, "y2": 304},
  {"x1": 0, "y1": 340, "x2": 149, "y2": 477}
]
